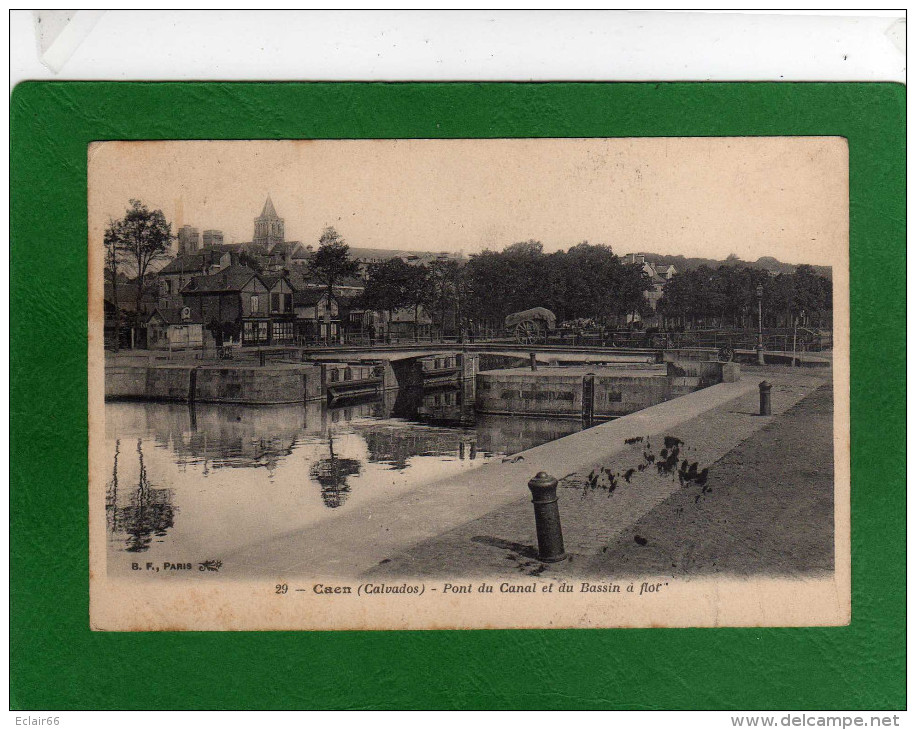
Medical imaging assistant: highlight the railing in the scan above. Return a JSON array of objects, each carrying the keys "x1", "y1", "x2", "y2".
[{"x1": 104, "y1": 328, "x2": 833, "y2": 363}]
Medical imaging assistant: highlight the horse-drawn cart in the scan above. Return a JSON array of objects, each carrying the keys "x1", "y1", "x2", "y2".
[{"x1": 505, "y1": 307, "x2": 557, "y2": 345}]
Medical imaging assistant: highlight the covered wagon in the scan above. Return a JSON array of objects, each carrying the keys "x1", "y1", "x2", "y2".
[{"x1": 505, "y1": 307, "x2": 557, "y2": 344}]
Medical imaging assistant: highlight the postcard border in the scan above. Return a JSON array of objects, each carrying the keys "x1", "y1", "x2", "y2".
[{"x1": 10, "y1": 81, "x2": 905, "y2": 710}]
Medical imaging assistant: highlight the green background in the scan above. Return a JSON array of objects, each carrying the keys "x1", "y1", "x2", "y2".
[{"x1": 10, "y1": 82, "x2": 905, "y2": 710}]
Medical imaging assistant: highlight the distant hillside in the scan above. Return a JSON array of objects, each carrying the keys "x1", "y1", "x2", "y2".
[{"x1": 640, "y1": 253, "x2": 832, "y2": 279}]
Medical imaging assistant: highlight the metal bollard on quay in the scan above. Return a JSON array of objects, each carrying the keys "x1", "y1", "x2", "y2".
[
  {"x1": 759, "y1": 380, "x2": 772, "y2": 416},
  {"x1": 527, "y1": 472, "x2": 567, "y2": 563}
]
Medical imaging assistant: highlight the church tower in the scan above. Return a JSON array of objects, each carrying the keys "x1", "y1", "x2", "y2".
[{"x1": 253, "y1": 195, "x2": 285, "y2": 248}]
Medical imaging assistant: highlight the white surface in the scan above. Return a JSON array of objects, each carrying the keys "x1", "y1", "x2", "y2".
[
  {"x1": 34, "y1": 10, "x2": 104, "y2": 73},
  {"x1": 9, "y1": 10, "x2": 906, "y2": 89}
]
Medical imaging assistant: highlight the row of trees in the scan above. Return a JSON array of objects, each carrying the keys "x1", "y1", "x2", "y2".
[
  {"x1": 355, "y1": 240, "x2": 655, "y2": 337},
  {"x1": 657, "y1": 264, "x2": 832, "y2": 329}
]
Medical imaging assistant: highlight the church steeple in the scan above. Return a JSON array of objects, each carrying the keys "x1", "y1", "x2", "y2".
[
  {"x1": 253, "y1": 195, "x2": 285, "y2": 248},
  {"x1": 260, "y1": 194, "x2": 278, "y2": 219}
]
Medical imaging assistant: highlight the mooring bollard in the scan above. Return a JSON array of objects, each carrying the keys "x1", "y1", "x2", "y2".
[
  {"x1": 529, "y1": 352, "x2": 538, "y2": 371},
  {"x1": 527, "y1": 472, "x2": 567, "y2": 563},
  {"x1": 759, "y1": 380, "x2": 772, "y2": 416}
]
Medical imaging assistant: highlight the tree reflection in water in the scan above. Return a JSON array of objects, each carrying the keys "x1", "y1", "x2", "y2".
[
  {"x1": 309, "y1": 431, "x2": 361, "y2": 509},
  {"x1": 106, "y1": 438, "x2": 176, "y2": 552}
]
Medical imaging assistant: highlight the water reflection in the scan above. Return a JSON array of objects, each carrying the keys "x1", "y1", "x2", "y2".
[
  {"x1": 309, "y1": 431, "x2": 362, "y2": 509},
  {"x1": 104, "y1": 383, "x2": 587, "y2": 560},
  {"x1": 106, "y1": 438, "x2": 177, "y2": 553}
]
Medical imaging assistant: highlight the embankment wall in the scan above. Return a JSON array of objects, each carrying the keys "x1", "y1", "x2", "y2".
[{"x1": 105, "y1": 364, "x2": 323, "y2": 404}]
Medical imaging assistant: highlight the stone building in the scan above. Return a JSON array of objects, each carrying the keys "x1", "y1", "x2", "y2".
[
  {"x1": 253, "y1": 195, "x2": 285, "y2": 248},
  {"x1": 202, "y1": 229, "x2": 224, "y2": 248},
  {"x1": 177, "y1": 225, "x2": 200, "y2": 256}
]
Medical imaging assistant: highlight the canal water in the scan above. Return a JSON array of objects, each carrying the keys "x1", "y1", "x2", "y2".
[{"x1": 104, "y1": 383, "x2": 586, "y2": 564}]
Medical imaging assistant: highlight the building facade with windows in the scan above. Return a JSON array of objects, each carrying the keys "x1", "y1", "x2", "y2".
[
  {"x1": 180, "y1": 265, "x2": 296, "y2": 346},
  {"x1": 177, "y1": 225, "x2": 200, "y2": 256},
  {"x1": 145, "y1": 307, "x2": 204, "y2": 350},
  {"x1": 293, "y1": 289, "x2": 341, "y2": 343}
]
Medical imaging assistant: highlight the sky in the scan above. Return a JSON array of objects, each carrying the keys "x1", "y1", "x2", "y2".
[{"x1": 88, "y1": 137, "x2": 848, "y2": 266}]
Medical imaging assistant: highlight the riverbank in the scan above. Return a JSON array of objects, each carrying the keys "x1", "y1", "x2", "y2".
[
  {"x1": 365, "y1": 366, "x2": 833, "y2": 580},
  {"x1": 212, "y1": 365, "x2": 829, "y2": 578}
]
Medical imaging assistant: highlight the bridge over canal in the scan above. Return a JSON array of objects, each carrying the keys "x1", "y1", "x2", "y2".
[{"x1": 270, "y1": 341, "x2": 829, "y2": 367}]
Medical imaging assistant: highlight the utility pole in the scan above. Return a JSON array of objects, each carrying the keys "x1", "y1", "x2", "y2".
[{"x1": 756, "y1": 284, "x2": 765, "y2": 365}]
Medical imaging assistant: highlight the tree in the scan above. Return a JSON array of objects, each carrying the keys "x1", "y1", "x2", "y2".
[
  {"x1": 427, "y1": 259, "x2": 468, "y2": 338},
  {"x1": 105, "y1": 199, "x2": 173, "y2": 321},
  {"x1": 617, "y1": 262, "x2": 654, "y2": 322},
  {"x1": 307, "y1": 227, "x2": 360, "y2": 343},
  {"x1": 559, "y1": 242, "x2": 649, "y2": 323},
  {"x1": 360, "y1": 258, "x2": 412, "y2": 339},
  {"x1": 238, "y1": 250, "x2": 263, "y2": 273},
  {"x1": 103, "y1": 218, "x2": 123, "y2": 351},
  {"x1": 403, "y1": 264, "x2": 433, "y2": 341},
  {"x1": 793, "y1": 264, "x2": 829, "y2": 326},
  {"x1": 657, "y1": 263, "x2": 831, "y2": 331},
  {"x1": 464, "y1": 241, "x2": 550, "y2": 331}
]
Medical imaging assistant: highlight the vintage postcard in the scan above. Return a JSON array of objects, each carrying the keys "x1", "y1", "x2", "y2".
[{"x1": 89, "y1": 137, "x2": 850, "y2": 631}]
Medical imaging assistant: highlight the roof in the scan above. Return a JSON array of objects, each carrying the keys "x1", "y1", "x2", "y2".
[
  {"x1": 348, "y1": 247, "x2": 464, "y2": 264},
  {"x1": 260, "y1": 273, "x2": 297, "y2": 291},
  {"x1": 104, "y1": 280, "x2": 157, "y2": 310},
  {"x1": 259, "y1": 195, "x2": 279, "y2": 219},
  {"x1": 181, "y1": 265, "x2": 262, "y2": 294},
  {"x1": 208, "y1": 241, "x2": 271, "y2": 257},
  {"x1": 147, "y1": 307, "x2": 202, "y2": 325},
  {"x1": 286, "y1": 267, "x2": 364, "y2": 291},
  {"x1": 293, "y1": 289, "x2": 329, "y2": 306},
  {"x1": 268, "y1": 241, "x2": 309, "y2": 259},
  {"x1": 159, "y1": 250, "x2": 225, "y2": 275}
]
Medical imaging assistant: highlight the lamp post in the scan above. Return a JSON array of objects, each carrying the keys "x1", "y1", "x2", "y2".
[{"x1": 756, "y1": 284, "x2": 765, "y2": 365}]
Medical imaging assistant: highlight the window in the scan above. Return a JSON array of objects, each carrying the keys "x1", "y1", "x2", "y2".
[
  {"x1": 284, "y1": 293, "x2": 292, "y2": 312},
  {"x1": 250, "y1": 294, "x2": 259, "y2": 312},
  {"x1": 243, "y1": 320, "x2": 269, "y2": 344},
  {"x1": 272, "y1": 321, "x2": 293, "y2": 342},
  {"x1": 271, "y1": 293, "x2": 280, "y2": 312}
]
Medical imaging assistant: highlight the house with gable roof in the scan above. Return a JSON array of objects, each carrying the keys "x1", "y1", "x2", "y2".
[
  {"x1": 624, "y1": 253, "x2": 678, "y2": 312},
  {"x1": 145, "y1": 306, "x2": 205, "y2": 350},
  {"x1": 180, "y1": 264, "x2": 296, "y2": 346},
  {"x1": 157, "y1": 248, "x2": 231, "y2": 309}
]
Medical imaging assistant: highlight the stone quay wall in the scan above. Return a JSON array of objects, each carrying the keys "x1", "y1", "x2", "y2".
[
  {"x1": 475, "y1": 361, "x2": 740, "y2": 419},
  {"x1": 106, "y1": 364, "x2": 323, "y2": 405}
]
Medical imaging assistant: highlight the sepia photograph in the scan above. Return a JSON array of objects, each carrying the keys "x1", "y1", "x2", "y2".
[{"x1": 88, "y1": 137, "x2": 850, "y2": 631}]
